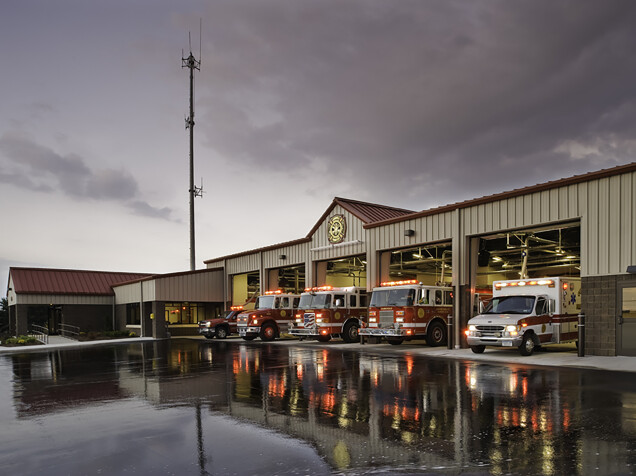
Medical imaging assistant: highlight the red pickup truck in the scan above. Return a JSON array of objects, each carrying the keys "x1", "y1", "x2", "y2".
[{"x1": 198, "y1": 307, "x2": 242, "y2": 339}]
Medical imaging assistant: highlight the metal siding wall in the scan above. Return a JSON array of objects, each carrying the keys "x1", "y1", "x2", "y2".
[
  {"x1": 456, "y1": 170, "x2": 635, "y2": 277},
  {"x1": 155, "y1": 271, "x2": 224, "y2": 302},
  {"x1": 262, "y1": 242, "x2": 309, "y2": 269},
  {"x1": 226, "y1": 253, "x2": 260, "y2": 275},
  {"x1": 114, "y1": 283, "x2": 141, "y2": 304}
]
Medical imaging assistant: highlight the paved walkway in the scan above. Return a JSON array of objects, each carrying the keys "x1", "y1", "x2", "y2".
[{"x1": 2, "y1": 335, "x2": 635, "y2": 374}]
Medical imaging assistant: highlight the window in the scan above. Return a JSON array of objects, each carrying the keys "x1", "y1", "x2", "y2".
[
  {"x1": 443, "y1": 290, "x2": 454, "y2": 305},
  {"x1": 420, "y1": 289, "x2": 430, "y2": 305},
  {"x1": 334, "y1": 294, "x2": 345, "y2": 307},
  {"x1": 535, "y1": 297, "x2": 548, "y2": 315},
  {"x1": 165, "y1": 302, "x2": 203, "y2": 324},
  {"x1": 434, "y1": 290, "x2": 442, "y2": 305},
  {"x1": 126, "y1": 303, "x2": 140, "y2": 325}
]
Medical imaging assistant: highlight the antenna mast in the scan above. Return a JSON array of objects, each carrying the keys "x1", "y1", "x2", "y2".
[{"x1": 182, "y1": 31, "x2": 202, "y2": 271}]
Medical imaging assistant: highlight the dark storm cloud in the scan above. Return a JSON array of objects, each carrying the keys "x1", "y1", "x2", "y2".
[
  {"x1": 197, "y1": 0, "x2": 636, "y2": 209},
  {"x1": 0, "y1": 133, "x2": 174, "y2": 220}
]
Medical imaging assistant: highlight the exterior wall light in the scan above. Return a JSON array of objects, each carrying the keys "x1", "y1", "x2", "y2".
[{"x1": 404, "y1": 229, "x2": 415, "y2": 237}]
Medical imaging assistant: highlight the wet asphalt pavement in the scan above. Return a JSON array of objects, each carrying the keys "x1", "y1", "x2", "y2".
[{"x1": 1, "y1": 337, "x2": 636, "y2": 475}]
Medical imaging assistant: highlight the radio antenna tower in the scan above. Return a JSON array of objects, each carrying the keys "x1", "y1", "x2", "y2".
[{"x1": 182, "y1": 25, "x2": 203, "y2": 271}]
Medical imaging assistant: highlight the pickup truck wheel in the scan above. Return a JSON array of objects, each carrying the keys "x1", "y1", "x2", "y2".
[
  {"x1": 260, "y1": 323, "x2": 277, "y2": 341},
  {"x1": 426, "y1": 321, "x2": 447, "y2": 347},
  {"x1": 470, "y1": 345, "x2": 485, "y2": 354},
  {"x1": 215, "y1": 326, "x2": 228, "y2": 339},
  {"x1": 341, "y1": 322, "x2": 360, "y2": 343},
  {"x1": 387, "y1": 338, "x2": 404, "y2": 345},
  {"x1": 519, "y1": 333, "x2": 535, "y2": 356}
]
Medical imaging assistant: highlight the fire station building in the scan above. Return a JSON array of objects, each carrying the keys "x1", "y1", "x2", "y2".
[
  {"x1": 205, "y1": 163, "x2": 636, "y2": 356},
  {"x1": 5, "y1": 162, "x2": 636, "y2": 356}
]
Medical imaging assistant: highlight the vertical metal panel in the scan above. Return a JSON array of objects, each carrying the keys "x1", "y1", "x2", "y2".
[
  {"x1": 559, "y1": 186, "x2": 569, "y2": 219},
  {"x1": 608, "y1": 175, "x2": 622, "y2": 273},
  {"x1": 114, "y1": 282, "x2": 141, "y2": 304},
  {"x1": 539, "y1": 191, "x2": 549, "y2": 223},
  {"x1": 549, "y1": 188, "x2": 560, "y2": 222},
  {"x1": 568, "y1": 184, "x2": 579, "y2": 218},
  {"x1": 587, "y1": 180, "x2": 599, "y2": 275},
  {"x1": 578, "y1": 182, "x2": 588, "y2": 277},
  {"x1": 262, "y1": 242, "x2": 310, "y2": 269},
  {"x1": 598, "y1": 178, "x2": 611, "y2": 275}
]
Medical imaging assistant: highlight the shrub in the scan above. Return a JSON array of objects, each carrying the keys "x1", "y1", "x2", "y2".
[
  {"x1": 2, "y1": 335, "x2": 42, "y2": 346},
  {"x1": 128, "y1": 331, "x2": 137, "y2": 337}
]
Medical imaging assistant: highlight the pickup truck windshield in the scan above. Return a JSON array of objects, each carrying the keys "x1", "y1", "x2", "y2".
[
  {"x1": 485, "y1": 296, "x2": 536, "y2": 314},
  {"x1": 370, "y1": 288, "x2": 415, "y2": 307},
  {"x1": 298, "y1": 293, "x2": 331, "y2": 309}
]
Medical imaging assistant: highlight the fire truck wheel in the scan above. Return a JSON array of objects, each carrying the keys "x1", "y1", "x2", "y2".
[
  {"x1": 519, "y1": 333, "x2": 535, "y2": 356},
  {"x1": 342, "y1": 322, "x2": 360, "y2": 343},
  {"x1": 215, "y1": 326, "x2": 228, "y2": 339},
  {"x1": 387, "y1": 338, "x2": 404, "y2": 345},
  {"x1": 470, "y1": 345, "x2": 485, "y2": 354},
  {"x1": 242, "y1": 335, "x2": 257, "y2": 341},
  {"x1": 260, "y1": 323, "x2": 277, "y2": 341},
  {"x1": 318, "y1": 334, "x2": 331, "y2": 342},
  {"x1": 426, "y1": 321, "x2": 447, "y2": 347}
]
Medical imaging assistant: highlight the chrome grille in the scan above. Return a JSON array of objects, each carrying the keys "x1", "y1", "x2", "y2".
[
  {"x1": 379, "y1": 310, "x2": 394, "y2": 327},
  {"x1": 476, "y1": 325, "x2": 505, "y2": 336}
]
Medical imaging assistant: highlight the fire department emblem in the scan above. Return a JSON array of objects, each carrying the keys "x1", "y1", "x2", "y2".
[
  {"x1": 418, "y1": 308, "x2": 425, "y2": 318},
  {"x1": 327, "y1": 215, "x2": 346, "y2": 244},
  {"x1": 280, "y1": 310, "x2": 286, "y2": 317},
  {"x1": 335, "y1": 311, "x2": 341, "y2": 320}
]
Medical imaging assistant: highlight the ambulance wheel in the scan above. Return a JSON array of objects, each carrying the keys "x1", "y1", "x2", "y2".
[
  {"x1": 260, "y1": 323, "x2": 277, "y2": 341},
  {"x1": 426, "y1": 321, "x2": 447, "y2": 347},
  {"x1": 318, "y1": 334, "x2": 331, "y2": 342},
  {"x1": 470, "y1": 345, "x2": 485, "y2": 354},
  {"x1": 519, "y1": 333, "x2": 535, "y2": 356},
  {"x1": 342, "y1": 322, "x2": 360, "y2": 343},
  {"x1": 387, "y1": 338, "x2": 404, "y2": 345},
  {"x1": 242, "y1": 335, "x2": 257, "y2": 341},
  {"x1": 215, "y1": 326, "x2": 229, "y2": 339}
]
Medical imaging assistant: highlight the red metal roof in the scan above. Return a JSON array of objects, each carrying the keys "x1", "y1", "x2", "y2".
[
  {"x1": 334, "y1": 197, "x2": 414, "y2": 224},
  {"x1": 9, "y1": 267, "x2": 153, "y2": 296}
]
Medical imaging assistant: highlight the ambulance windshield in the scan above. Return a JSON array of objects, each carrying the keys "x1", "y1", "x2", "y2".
[{"x1": 485, "y1": 296, "x2": 535, "y2": 314}]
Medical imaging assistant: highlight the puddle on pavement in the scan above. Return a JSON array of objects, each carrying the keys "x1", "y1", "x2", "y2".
[{"x1": 1, "y1": 339, "x2": 636, "y2": 475}]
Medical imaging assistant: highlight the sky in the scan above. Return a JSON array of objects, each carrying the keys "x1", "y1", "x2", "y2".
[{"x1": 2, "y1": 0, "x2": 636, "y2": 293}]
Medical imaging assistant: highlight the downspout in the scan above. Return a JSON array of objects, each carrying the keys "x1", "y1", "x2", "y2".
[{"x1": 140, "y1": 281, "x2": 145, "y2": 337}]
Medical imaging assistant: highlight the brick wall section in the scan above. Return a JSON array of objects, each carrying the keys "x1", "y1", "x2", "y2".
[{"x1": 582, "y1": 275, "x2": 636, "y2": 356}]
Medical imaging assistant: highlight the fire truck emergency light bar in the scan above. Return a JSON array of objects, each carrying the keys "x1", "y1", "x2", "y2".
[
  {"x1": 230, "y1": 305, "x2": 243, "y2": 311},
  {"x1": 380, "y1": 279, "x2": 419, "y2": 287},
  {"x1": 304, "y1": 285, "x2": 334, "y2": 292},
  {"x1": 494, "y1": 279, "x2": 556, "y2": 289},
  {"x1": 264, "y1": 290, "x2": 283, "y2": 295}
]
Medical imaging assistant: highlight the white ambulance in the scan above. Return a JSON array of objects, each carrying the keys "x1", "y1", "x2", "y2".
[{"x1": 465, "y1": 277, "x2": 581, "y2": 356}]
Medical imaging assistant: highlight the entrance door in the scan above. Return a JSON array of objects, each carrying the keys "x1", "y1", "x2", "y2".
[{"x1": 618, "y1": 283, "x2": 636, "y2": 356}]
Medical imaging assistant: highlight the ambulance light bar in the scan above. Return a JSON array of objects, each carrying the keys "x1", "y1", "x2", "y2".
[
  {"x1": 381, "y1": 279, "x2": 419, "y2": 287},
  {"x1": 495, "y1": 279, "x2": 555, "y2": 289},
  {"x1": 230, "y1": 306, "x2": 244, "y2": 311}
]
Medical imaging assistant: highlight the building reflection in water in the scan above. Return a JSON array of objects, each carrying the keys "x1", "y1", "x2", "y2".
[{"x1": 6, "y1": 340, "x2": 636, "y2": 474}]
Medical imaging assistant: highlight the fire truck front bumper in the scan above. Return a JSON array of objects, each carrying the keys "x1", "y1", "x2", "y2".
[
  {"x1": 359, "y1": 326, "x2": 407, "y2": 337},
  {"x1": 238, "y1": 326, "x2": 260, "y2": 337},
  {"x1": 289, "y1": 326, "x2": 317, "y2": 337}
]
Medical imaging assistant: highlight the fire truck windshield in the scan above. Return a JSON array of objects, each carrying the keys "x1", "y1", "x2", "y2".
[
  {"x1": 370, "y1": 288, "x2": 415, "y2": 307},
  {"x1": 298, "y1": 293, "x2": 332, "y2": 309},
  {"x1": 255, "y1": 296, "x2": 277, "y2": 309},
  {"x1": 485, "y1": 296, "x2": 535, "y2": 314}
]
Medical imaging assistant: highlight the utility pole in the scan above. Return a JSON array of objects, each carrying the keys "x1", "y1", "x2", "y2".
[{"x1": 182, "y1": 35, "x2": 203, "y2": 271}]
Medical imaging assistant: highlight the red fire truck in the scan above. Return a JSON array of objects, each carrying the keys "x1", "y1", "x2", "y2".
[
  {"x1": 288, "y1": 286, "x2": 368, "y2": 342},
  {"x1": 359, "y1": 280, "x2": 453, "y2": 346},
  {"x1": 237, "y1": 290, "x2": 300, "y2": 341}
]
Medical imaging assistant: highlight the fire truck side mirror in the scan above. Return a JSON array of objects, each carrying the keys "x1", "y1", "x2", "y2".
[{"x1": 548, "y1": 299, "x2": 556, "y2": 315}]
